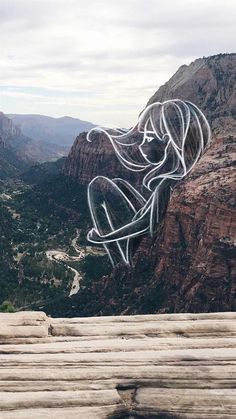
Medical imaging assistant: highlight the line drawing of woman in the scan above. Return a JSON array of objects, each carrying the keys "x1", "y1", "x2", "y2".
[{"x1": 86, "y1": 99, "x2": 211, "y2": 267}]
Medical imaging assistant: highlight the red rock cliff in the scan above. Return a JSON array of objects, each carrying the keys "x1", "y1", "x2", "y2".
[{"x1": 61, "y1": 53, "x2": 236, "y2": 315}]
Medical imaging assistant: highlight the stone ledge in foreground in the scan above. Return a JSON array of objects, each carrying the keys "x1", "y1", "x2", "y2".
[{"x1": 0, "y1": 311, "x2": 235, "y2": 418}]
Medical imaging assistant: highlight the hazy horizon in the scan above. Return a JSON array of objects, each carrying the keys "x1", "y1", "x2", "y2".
[
  {"x1": 1, "y1": 0, "x2": 236, "y2": 127},
  {"x1": 6, "y1": 112, "x2": 96, "y2": 123}
]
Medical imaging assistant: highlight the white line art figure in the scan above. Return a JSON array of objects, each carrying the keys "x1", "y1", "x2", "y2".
[{"x1": 86, "y1": 99, "x2": 211, "y2": 266}]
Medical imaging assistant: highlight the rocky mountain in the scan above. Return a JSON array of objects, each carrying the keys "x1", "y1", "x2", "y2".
[
  {"x1": 57, "y1": 53, "x2": 236, "y2": 316},
  {"x1": 64, "y1": 53, "x2": 236, "y2": 183},
  {"x1": 0, "y1": 112, "x2": 30, "y2": 178},
  {"x1": 63, "y1": 131, "x2": 143, "y2": 188},
  {"x1": 8, "y1": 114, "x2": 95, "y2": 148},
  {"x1": 0, "y1": 112, "x2": 67, "y2": 178},
  {"x1": 147, "y1": 53, "x2": 236, "y2": 135},
  {"x1": 0, "y1": 53, "x2": 235, "y2": 316}
]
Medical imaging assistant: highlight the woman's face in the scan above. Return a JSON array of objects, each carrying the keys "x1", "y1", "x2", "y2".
[{"x1": 139, "y1": 130, "x2": 168, "y2": 164}]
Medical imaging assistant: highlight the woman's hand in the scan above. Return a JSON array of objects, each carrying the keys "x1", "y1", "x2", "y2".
[
  {"x1": 87, "y1": 228, "x2": 103, "y2": 243},
  {"x1": 87, "y1": 205, "x2": 151, "y2": 244}
]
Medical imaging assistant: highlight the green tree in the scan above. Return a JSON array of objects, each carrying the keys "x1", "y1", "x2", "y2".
[{"x1": 0, "y1": 300, "x2": 16, "y2": 312}]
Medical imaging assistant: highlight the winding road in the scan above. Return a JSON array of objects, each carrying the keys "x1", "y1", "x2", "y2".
[{"x1": 46, "y1": 229, "x2": 105, "y2": 296}]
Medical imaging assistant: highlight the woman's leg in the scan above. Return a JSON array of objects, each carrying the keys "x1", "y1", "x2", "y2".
[{"x1": 87, "y1": 176, "x2": 139, "y2": 265}]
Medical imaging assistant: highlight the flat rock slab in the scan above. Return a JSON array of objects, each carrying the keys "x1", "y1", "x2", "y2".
[{"x1": 0, "y1": 312, "x2": 236, "y2": 418}]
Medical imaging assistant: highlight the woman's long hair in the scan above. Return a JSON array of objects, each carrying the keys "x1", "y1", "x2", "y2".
[
  {"x1": 87, "y1": 99, "x2": 211, "y2": 191},
  {"x1": 86, "y1": 99, "x2": 211, "y2": 265}
]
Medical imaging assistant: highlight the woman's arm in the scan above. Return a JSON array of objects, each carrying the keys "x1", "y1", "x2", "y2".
[{"x1": 87, "y1": 201, "x2": 151, "y2": 244}]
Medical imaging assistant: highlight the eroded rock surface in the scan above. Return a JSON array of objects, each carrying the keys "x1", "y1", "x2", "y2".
[{"x1": 0, "y1": 311, "x2": 236, "y2": 418}]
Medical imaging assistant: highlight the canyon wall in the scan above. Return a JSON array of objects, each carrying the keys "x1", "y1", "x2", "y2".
[{"x1": 61, "y1": 54, "x2": 236, "y2": 315}]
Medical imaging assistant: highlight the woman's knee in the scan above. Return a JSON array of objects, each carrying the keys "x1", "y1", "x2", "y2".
[{"x1": 88, "y1": 175, "x2": 111, "y2": 192}]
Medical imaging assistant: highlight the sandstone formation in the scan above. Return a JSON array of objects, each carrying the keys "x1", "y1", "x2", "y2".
[
  {"x1": 147, "y1": 53, "x2": 236, "y2": 132},
  {"x1": 63, "y1": 53, "x2": 236, "y2": 181},
  {"x1": 60, "y1": 53, "x2": 236, "y2": 316},
  {"x1": 63, "y1": 130, "x2": 144, "y2": 188},
  {"x1": 0, "y1": 311, "x2": 236, "y2": 418}
]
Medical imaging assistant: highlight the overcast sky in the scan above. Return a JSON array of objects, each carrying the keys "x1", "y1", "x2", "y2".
[{"x1": 1, "y1": 0, "x2": 235, "y2": 126}]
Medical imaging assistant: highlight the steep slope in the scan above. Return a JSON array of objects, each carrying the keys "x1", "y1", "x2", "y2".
[
  {"x1": 0, "y1": 112, "x2": 67, "y2": 172},
  {"x1": 21, "y1": 157, "x2": 66, "y2": 184},
  {"x1": 61, "y1": 133, "x2": 235, "y2": 316},
  {"x1": 0, "y1": 145, "x2": 28, "y2": 179},
  {"x1": 63, "y1": 131, "x2": 143, "y2": 188},
  {"x1": 147, "y1": 53, "x2": 236, "y2": 135},
  {"x1": 0, "y1": 112, "x2": 30, "y2": 178},
  {"x1": 64, "y1": 54, "x2": 236, "y2": 182},
  {"x1": 8, "y1": 114, "x2": 95, "y2": 147},
  {"x1": 58, "y1": 53, "x2": 236, "y2": 316}
]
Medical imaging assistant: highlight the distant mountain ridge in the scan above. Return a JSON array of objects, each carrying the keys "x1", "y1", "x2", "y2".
[
  {"x1": 8, "y1": 114, "x2": 95, "y2": 148},
  {"x1": 0, "y1": 111, "x2": 68, "y2": 178}
]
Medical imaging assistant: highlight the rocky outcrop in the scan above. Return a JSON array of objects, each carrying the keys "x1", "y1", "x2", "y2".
[
  {"x1": 128, "y1": 134, "x2": 235, "y2": 314},
  {"x1": 62, "y1": 131, "x2": 235, "y2": 316},
  {"x1": 63, "y1": 131, "x2": 123, "y2": 183},
  {"x1": 0, "y1": 311, "x2": 236, "y2": 418},
  {"x1": 63, "y1": 53, "x2": 236, "y2": 182},
  {"x1": 61, "y1": 53, "x2": 236, "y2": 315},
  {"x1": 63, "y1": 131, "x2": 144, "y2": 188},
  {"x1": 0, "y1": 112, "x2": 22, "y2": 140},
  {"x1": 0, "y1": 112, "x2": 30, "y2": 177},
  {"x1": 147, "y1": 53, "x2": 236, "y2": 130}
]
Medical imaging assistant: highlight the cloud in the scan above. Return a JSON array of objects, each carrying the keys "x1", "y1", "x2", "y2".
[{"x1": 1, "y1": 0, "x2": 236, "y2": 126}]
